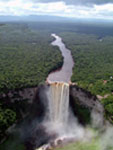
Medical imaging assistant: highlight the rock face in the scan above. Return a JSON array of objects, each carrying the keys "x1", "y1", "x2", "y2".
[
  {"x1": 30, "y1": 84, "x2": 49, "y2": 120},
  {"x1": 30, "y1": 83, "x2": 104, "y2": 126},
  {"x1": 0, "y1": 87, "x2": 37, "y2": 103},
  {"x1": 0, "y1": 83, "x2": 104, "y2": 127},
  {"x1": 70, "y1": 84, "x2": 104, "y2": 127}
]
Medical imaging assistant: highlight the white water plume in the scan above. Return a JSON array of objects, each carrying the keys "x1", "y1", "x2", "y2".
[
  {"x1": 43, "y1": 82, "x2": 88, "y2": 140},
  {"x1": 36, "y1": 82, "x2": 113, "y2": 150},
  {"x1": 100, "y1": 125, "x2": 113, "y2": 150},
  {"x1": 47, "y1": 82, "x2": 69, "y2": 124}
]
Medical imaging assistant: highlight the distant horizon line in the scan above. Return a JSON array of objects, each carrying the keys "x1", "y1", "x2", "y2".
[{"x1": 0, "y1": 15, "x2": 112, "y2": 22}]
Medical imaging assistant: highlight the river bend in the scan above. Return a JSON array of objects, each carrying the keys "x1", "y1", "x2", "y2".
[{"x1": 47, "y1": 34, "x2": 74, "y2": 83}]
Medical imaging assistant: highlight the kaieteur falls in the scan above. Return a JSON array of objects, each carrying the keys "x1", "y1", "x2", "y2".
[
  {"x1": 47, "y1": 82, "x2": 69, "y2": 125},
  {"x1": 45, "y1": 34, "x2": 77, "y2": 139},
  {"x1": 35, "y1": 34, "x2": 113, "y2": 150},
  {"x1": 36, "y1": 34, "x2": 88, "y2": 149},
  {"x1": 46, "y1": 34, "x2": 72, "y2": 136}
]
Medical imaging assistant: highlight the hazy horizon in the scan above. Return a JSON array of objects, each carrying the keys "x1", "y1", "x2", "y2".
[{"x1": 0, "y1": 0, "x2": 113, "y2": 21}]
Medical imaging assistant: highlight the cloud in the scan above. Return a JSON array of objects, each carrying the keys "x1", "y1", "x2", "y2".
[
  {"x1": 0, "y1": 0, "x2": 113, "y2": 20},
  {"x1": 35, "y1": 0, "x2": 113, "y2": 6},
  {"x1": 1, "y1": 0, "x2": 113, "y2": 6}
]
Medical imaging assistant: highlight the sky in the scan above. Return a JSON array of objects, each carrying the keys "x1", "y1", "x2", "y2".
[{"x1": 0, "y1": 0, "x2": 113, "y2": 20}]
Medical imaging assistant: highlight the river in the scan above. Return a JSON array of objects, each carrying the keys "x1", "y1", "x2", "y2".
[{"x1": 47, "y1": 34, "x2": 74, "y2": 83}]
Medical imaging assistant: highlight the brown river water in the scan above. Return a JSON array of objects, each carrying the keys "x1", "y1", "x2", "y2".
[{"x1": 47, "y1": 34, "x2": 74, "y2": 83}]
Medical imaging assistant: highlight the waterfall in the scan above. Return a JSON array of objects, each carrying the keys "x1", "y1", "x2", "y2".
[
  {"x1": 47, "y1": 82, "x2": 69, "y2": 126},
  {"x1": 45, "y1": 82, "x2": 85, "y2": 141}
]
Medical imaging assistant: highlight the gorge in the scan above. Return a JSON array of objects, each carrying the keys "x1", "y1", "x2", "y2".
[
  {"x1": 22, "y1": 34, "x2": 106, "y2": 150},
  {"x1": 32, "y1": 34, "x2": 104, "y2": 150}
]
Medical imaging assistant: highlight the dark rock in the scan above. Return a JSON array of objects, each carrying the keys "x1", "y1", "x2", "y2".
[{"x1": 69, "y1": 84, "x2": 104, "y2": 126}]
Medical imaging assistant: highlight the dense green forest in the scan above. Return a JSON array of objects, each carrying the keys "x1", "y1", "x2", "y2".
[
  {"x1": 0, "y1": 21, "x2": 113, "y2": 144},
  {"x1": 0, "y1": 23, "x2": 63, "y2": 93},
  {"x1": 59, "y1": 32, "x2": 113, "y2": 123},
  {"x1": 0, "y1": 23, "x2": 63, "y2": 140}
]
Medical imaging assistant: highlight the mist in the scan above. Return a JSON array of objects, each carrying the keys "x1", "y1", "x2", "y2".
[{"x1": 32, "y1": 82, "x2": 113, "y2": 150}]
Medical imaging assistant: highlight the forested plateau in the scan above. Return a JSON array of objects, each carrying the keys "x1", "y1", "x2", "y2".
[
  {"x1": 0, "y1": 21, "x2": 113, "y2": 144},
  {"x1": 0, "y1": 23, "x2": 63, "y2": 141}
]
